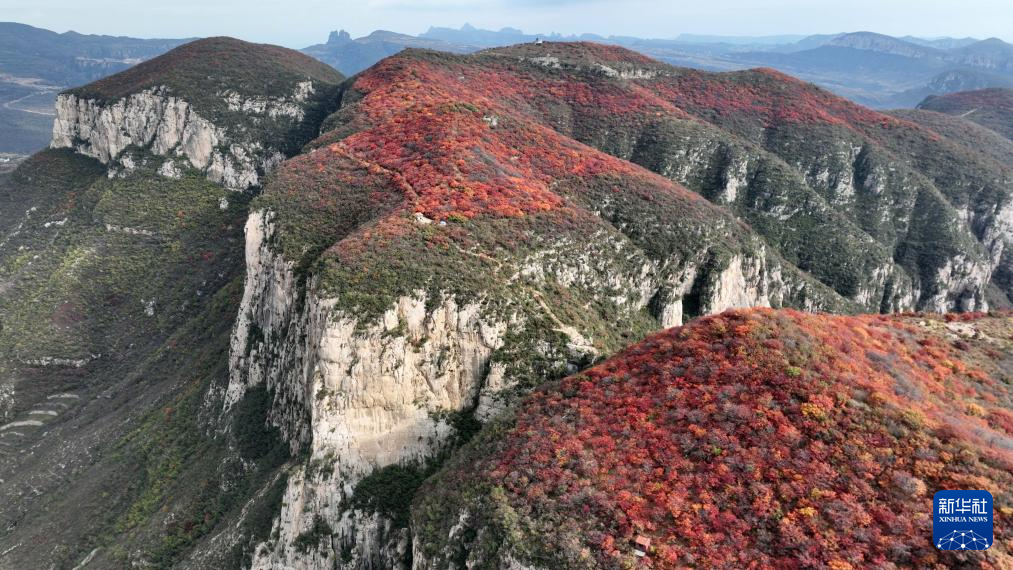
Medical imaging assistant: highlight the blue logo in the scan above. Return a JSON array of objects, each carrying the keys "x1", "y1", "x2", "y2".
[{"x1": 933, "y1": 490, "x2": 993, "y2": 550}]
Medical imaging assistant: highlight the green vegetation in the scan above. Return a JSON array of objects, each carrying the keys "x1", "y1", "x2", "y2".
[
  {"x1": 0, "y1": 37, "x2": 341, "y2": 570},
  {"x1": 919, "y1": 88, "x2": 1013, "y2": 140},
  {"x1": 0, "y1": 148, "x2": 290, "y2": 569},
  {"x1": 351, "y1": 464, "x2": 430, "y2": 528},
  {"x1": 349, "y1": 408, "x2": 483, "y2": 529},
  {"x1": 0, "y1": 152, "x2": 250, "y2": 361},
  {"x1": 225, "y1": 471, "x2": 290, "y2": 568},
  {"x1": 293, "y1": 515, "x2": 334, "y2": 553},
  {"x1": 68, "y1": 37, "x2": 341, "y2": 109},
  {"x1": 6, "y1": 37, "x2": 1013, "y2": 569},
  {"x1": 233, "y1": 384, "x2": 288, "y2": 462}
]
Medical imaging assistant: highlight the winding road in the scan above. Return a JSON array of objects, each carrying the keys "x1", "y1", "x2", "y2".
[{"x1": 3, "y1": 91, "x2": 56, "y2": 116}]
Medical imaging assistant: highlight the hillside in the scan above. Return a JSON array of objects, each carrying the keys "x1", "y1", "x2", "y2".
[
  {"x1": 955, "y1": 38, "x2": 1013, "y2": 72},
  {"x1": 66, "y1": 36, "x2": 342, "y2": 126},
  {"x1": 918, "y1": 87, "x2": 1013, "y2": 140},
  {"x1": 312, "y1": 25, "x2": 1013, "y2": 110},
  {"x1": 0, "y1": 38, "x2": 344, "y2": 569},
  {"x1": 890, "y1": 106, "x2": 1013, "y2": 176},
  {"x1": 415, "y1": 309, "x2": 1013, "y2": 569},
  {"x1": 0, "y1": 22, "x2": 188, "y2": 85},
  {"x1": 436, "y1": 43, "x2": 1009, "y2": 311},
  {"x1": 730, "y1": 34, "x2": 1013, "y2": 108},
  {"x1": 230, "y1": 43, "x2": 857, "y2": 570},
  {"x1": 825, "y1": 31, "x2": 943, "y2": 58}
]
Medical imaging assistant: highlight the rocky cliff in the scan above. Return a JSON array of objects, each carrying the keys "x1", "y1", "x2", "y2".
[
  {"x1": 52, "y1": 87, "x2": 287, "y2": 189},
  {"x1": 51, "y1": 37, "x2": 342, "y2": 190},
  {"x1": 477, "y1": 43, "x2": 1009, "y2": 312},
  {"x1": 217, "y1": 43, "x2": 861, "y2": 569},
  {"x1": 224, "y1": 207, "x2": 833, "y2": 568}
]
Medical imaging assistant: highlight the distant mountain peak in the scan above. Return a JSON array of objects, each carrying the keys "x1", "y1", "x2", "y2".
[
  {"x1": 826, "y1": 31, "x2": 937, "y2": 57},
  {"x1": 53, "y1": 36, "x2": 343, "y2": 189},
  {"x1": 327, "y1": 30, "x2": 352, "y2": 45},
  {"x1": 485, "y1": 40, "x2": 657, "y2": 68},
  {"x1": 960, "y1": 37, "x2": 1013, "y2": 55}
]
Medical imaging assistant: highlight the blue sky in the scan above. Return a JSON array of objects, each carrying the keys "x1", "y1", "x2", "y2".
[{"x1": 3, "y1": 0, "x2": 1009, "y2": 47}]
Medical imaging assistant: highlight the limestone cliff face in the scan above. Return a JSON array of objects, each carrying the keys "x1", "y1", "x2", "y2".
[
  {"x1": 221, "y1": 206, "x2": 840, "y2": 569},
  {"x1": 224, "y1": 210, "x2": 510, "y2": 569},
  {"x1": 208, "y1": 42, "x2": 1012, "y2": 569},
  {"x1": 50, "y1": 81, "x2": 320, "y2": 189},
  {"x1": 640, "y1": 126, "x2": 992, "y2": 312}
]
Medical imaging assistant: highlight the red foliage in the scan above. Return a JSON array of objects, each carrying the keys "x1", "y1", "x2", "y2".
[
  {"x1": 922, "y1": 88, "x2": 1013, "y2": 114},
  {"x1": 311, "y1": 54, "x2": 696, "y2": 222},
  {"x1": 644, "y1": 67, "x2": 915, "y2": 133},
  {"x1": 267, "y1": 41, "x2": 951, "y2": 263},
  {"x1": 480, "y1": 309, "x2": 1012, "y2": 568},
  {"x1": 323, "y1": 44, "x2": 931, "y2": 227}
]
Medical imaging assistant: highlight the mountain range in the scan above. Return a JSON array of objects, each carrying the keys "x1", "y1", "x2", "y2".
[
  {"x1": 304, "y1": 26, "x2": 1013, "y2": 109},
  {"x1": 918, "y1": 87, "x2": 1013, "y2": 140},
  {"x1": 6, "y1": 22, "x2": 1013, "y2": 155},
  {"x1": 0, "y1": 34, "x2": 1010, "y2": 569}
]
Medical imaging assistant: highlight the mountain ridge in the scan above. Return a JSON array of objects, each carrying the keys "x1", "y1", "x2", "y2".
[
  {"x1": 51, "y1": 37, "x2": 343, "y2": 189},
  {"x1": 0, "y1": 22, "x2": 193, "y2": 153},
  {"x1": 918, "y1": 87, "x2": 1013, "y2": 140}
]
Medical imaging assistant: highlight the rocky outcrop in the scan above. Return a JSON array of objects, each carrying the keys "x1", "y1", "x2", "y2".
[
  {"x1": 223, "y1": 210, "x2": 512, "y2": 568},
  {"x1": 49, "y1": 81, "x2": 321, "y2": 189}
]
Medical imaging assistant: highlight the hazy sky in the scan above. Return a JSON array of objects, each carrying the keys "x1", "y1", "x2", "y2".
[{"x1": 3, "y1": 0, "x2": 1010, "y2": 47}]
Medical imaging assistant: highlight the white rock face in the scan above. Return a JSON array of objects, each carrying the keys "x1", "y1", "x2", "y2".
[
  {"x1": 223, "y1": 211, "x2": 514, "y2": 569},
  {"x1": 50, "y1": 82, "x2": 312, "y2": 189},
  {"x1": 223, "y1": 81, "x2": 313, "y2": 119},
  {"x1": 238, "y1": 287, "x2": 507, "y2": 569},
  {"x1": 921, "y1": 253, "x2": 991, "y2": 313},
  {"x1": 593, "y1": 63, "x2": 662, "y2": 79},
  {"x1": 703, "y1": 253, "x2": 774, "y2": 315},
  {"x1": 526, "y1": 56, "x2": 561, "y2": 68},
  {"x1": 224, "y1": 211, "x2": 298, "y2": 409},
  {"x1": 157, "y1": 159, "x2": 182, "y2": 179},
  {"x1": 0, "y1": 384, "x2": 15, "y2": 422}
]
